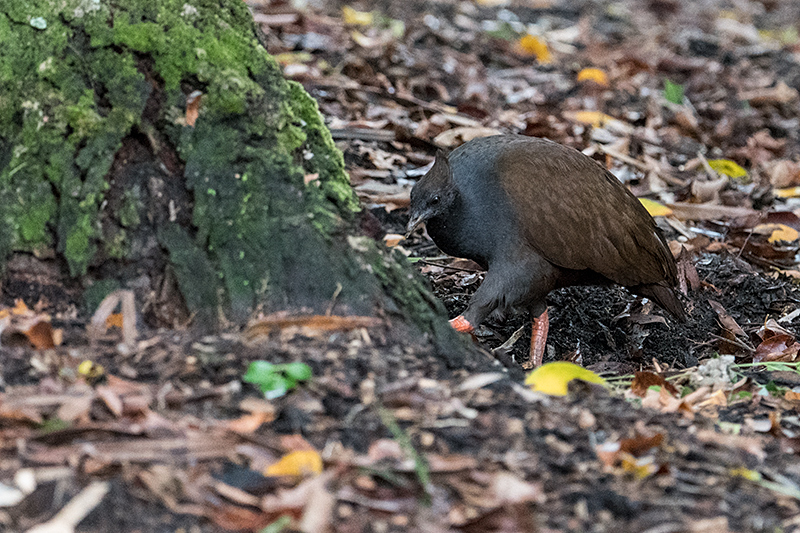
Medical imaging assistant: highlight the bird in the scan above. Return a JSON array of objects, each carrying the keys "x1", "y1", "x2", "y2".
[{"x1": 406, "y1": 134, "x2": 686, "y2": 368}]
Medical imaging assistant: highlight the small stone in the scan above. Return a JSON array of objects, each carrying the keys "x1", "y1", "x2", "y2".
[{"x1": 577, "y1": 409, "x2": 596, "y2": 429}]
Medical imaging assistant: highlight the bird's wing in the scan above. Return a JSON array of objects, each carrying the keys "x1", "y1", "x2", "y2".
[{"x1": 496, "y1": 142, "x2": 677, "y2": 287}]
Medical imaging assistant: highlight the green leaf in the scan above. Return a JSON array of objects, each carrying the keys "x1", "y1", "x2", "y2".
[
  {"x1": 243, "y1": 361, "x2": 311, "y2": 398},
  {"x1": 732, "y1": 391, "x2": 753, "y2": 401},
  {"x1": 283, "y1": 362, "x2": 312, "y2": 381},
  {"x1": 243, "y1": 361, "x2": 274, "y2": 383},
  {"x1": 764, "y1": 381, "x2": 788, "y2": 396},
  {"x1": 762, "y1": 362, "x2": 799, "y2": 373},
  {"x1": 260, "y1": 515, "x2": 292, "y2": 533},
  {"x1": 261, "y1": 374, "x2": 288, "y2": 399},
  {"x1": 664, "y1": 79, "x2": 684, "y2": 104}
]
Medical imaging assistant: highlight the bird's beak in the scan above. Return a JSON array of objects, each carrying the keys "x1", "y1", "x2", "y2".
[{"x1": 405, "y1": 213, "x2": 425, "y2": 238}]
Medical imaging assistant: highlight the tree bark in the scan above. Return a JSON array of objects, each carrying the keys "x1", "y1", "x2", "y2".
[{"x1": 0, "y1": 0, "x2": 468, "y2": 364}]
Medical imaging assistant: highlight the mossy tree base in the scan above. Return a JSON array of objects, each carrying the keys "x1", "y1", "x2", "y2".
[{"x1": 0, "y1": 0, "x2": 468, "y2": 365}]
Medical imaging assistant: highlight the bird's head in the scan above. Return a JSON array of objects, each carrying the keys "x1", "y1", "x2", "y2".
[{"x1": 406, "y1": 150, "x2": 457, "y2": 236}]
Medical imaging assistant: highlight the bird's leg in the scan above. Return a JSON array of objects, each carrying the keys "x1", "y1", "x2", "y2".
[
  {"x1": 449, "y1": 269, "x2": 507, "y2": 334},
  {"x1": 522, "y1": 309, "x2": 549, "y2": 370}
]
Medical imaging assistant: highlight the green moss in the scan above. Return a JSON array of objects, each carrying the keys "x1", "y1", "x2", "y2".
[
  {"x1": 0, "y1": 1, "x2": 153, "y2": 273},
  {"x1": 356, "y1": 239, "x2": 469, "y2": 366},
  {"x1": 0, "y1": 0, "x2": 454, "y2": 343},
  {"x1": 158, "y1": 223, "x2": 220, "y2": 326},
  {"x1": 0, "y1": 0, "x2": 279, "y2": 275},
  {"x1": 118, "y1": 190, "x2": 141, "y2": 228},
  {"x1": 285, "y1": 81, "x2": 358, "y2": 213},
  {"x1": 103, "y1": 227, "x2": 128, "y2": 259}
]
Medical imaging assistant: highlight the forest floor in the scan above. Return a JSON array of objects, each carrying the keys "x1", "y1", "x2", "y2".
[{"x1": 3, "y1": 0, "x2": 800, "y2": 532}]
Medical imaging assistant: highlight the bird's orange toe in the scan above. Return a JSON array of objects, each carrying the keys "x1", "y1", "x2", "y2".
[{"x1": 449, "y1": 315, "x2": 474, "y2": 333}]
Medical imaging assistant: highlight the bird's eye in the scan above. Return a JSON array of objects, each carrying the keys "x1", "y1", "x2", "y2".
[{"x1": 431, "y1": 195, "x2": 440, "y2": 205}]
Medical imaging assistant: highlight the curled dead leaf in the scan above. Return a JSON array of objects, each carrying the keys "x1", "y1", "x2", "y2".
[{"x1": 185, "y1": 90, "x2": 203, "y2": 127}]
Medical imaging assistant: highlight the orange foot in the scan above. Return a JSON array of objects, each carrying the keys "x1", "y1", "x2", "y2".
[{"x1": 449, "y1": 315, "x2": 474, "y2": 333}]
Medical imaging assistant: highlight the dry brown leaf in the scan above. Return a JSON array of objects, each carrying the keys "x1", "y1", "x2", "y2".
[
  {"x1": 433, "y1": 127, "x2": 503, "y2": 148},
  {"x1": 55, "y1": 394, "x2": 94, "y2": 423},
  {"x1": 754, "y1": 334, "x2": 799, "y2": 363},
  {"x1": 695, "y1": 430, "x2": 766, "y2": 461},
  {"x1": 298, "y1": 472, "x2": 336, "y2": 533},
  {"x1": 740, "y1": 81, "x2": 799, "y2": 106},
  {"x1": 694, "y1": 389, "x2": 728, "y2": 409},
  {"x1": 245, "y1": 314, "x2": 382, "y2": 340},
  {"x1": 619, "y1": 432, "x2": 664, "y2": 457},
  {"x1": 25, "y1": 321, "x2": 56, "y2": 349},
  {"x1": 630, "y1": 371, "x2": 679, "y2": 397},
  {"x1": 279, "y1": 434, "x2": 318, "y2": 452},
  {"x1": 185, "y1": 90, "x2": 202, "y2": 127},
  {"x1": 208, "y1": 504, "x2": 271, "y2": 531},
  {"x1": 383, "y1": 234, "x2": 404, "y2": 247},
  {"x1": 489, "y1": 471, "x2": 545, "y2": 505},
  {"x1": 768, "y1": 160, "x2": 800, "y2": 188},
  {"x1": 261, "y1": 475, "x2": 325, "y2": 514},
  {"x1": 785, "y1": 391, "x2": 800, "y2": 402},
  {"x1": 667, "y1": 202, "x2": 759, "y2": 221},
  {"x1": 96, "y1": 385, "x2": 124, "y2": 417},
  {"x1": 367, "y1": 438, "x2": 404, "y2": 462},
  {"x1": 227, "y1": 412, "x2": 274, "y2": 433},
  {"x1": 563, "y1": 110, "x2": 633, "y2": 134}
]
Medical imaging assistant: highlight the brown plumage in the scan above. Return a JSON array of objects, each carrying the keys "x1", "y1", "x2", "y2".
[{"x1": 407, "y1": 134, "x2": 685, "y2": 367}]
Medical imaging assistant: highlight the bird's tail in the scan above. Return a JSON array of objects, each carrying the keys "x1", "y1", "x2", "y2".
[{"x1": 633, "y1": 282, "x2": 687, "y2": 321}]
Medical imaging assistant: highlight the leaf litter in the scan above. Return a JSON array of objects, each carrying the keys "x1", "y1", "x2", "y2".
[{"x1": 3, "y1": 0, "x2": 800, "y2": 531}]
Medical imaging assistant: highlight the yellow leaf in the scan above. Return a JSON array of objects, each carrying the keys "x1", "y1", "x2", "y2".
[
  {"x1": 639, "y1": 198, "x2": 673, "y2": 217},
  {"x1": 342, "y1": 6, "x2": 373, "y2": 26},
  {"x1": 620, "y1": 455, "x2": 658, "y2": 479},
  {"x1": 753, "y1": 223, "x2": 800, "y2": 244},
  {"x1": 775, "y1": 186, "x2": 800, "y2": 198},
  {"x1": 564, "y1": 110, "x2": 622, "y2": 129},
  {"x1": 769, "y1": 224, "x2": 800, "y2": 244},
  {"x1": 78, "y1": 360, "x2": 105, "y2": 379},
  {"x1": 730, "y1": 467, "x2": 761, "y2": 481},
  {"x1": 350, "y1": 30, "x2": 379, "y2": 47},
  {"x1": 273, "y1": 52, "x2": 313, "y2": 66},
  {"x1": 524, "y1": 362, "x2": 606, "y2": 396},
  {"x1": 265, "y1": 450, "x2": 323, "y2": 477},
  {"x1": 516, "y1": 35, "x2": 551, "y2": 63},
  {"x1": 577, "y1": 68, "x2": 609, "y2": 87},
  {"x1": 707, "y1": 159, "x2": 747, "y2": 178}
]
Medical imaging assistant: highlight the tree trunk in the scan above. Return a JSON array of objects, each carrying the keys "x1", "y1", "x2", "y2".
[{"x1": 0, "y1": 0, "x2": 467, "y2": 364}]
